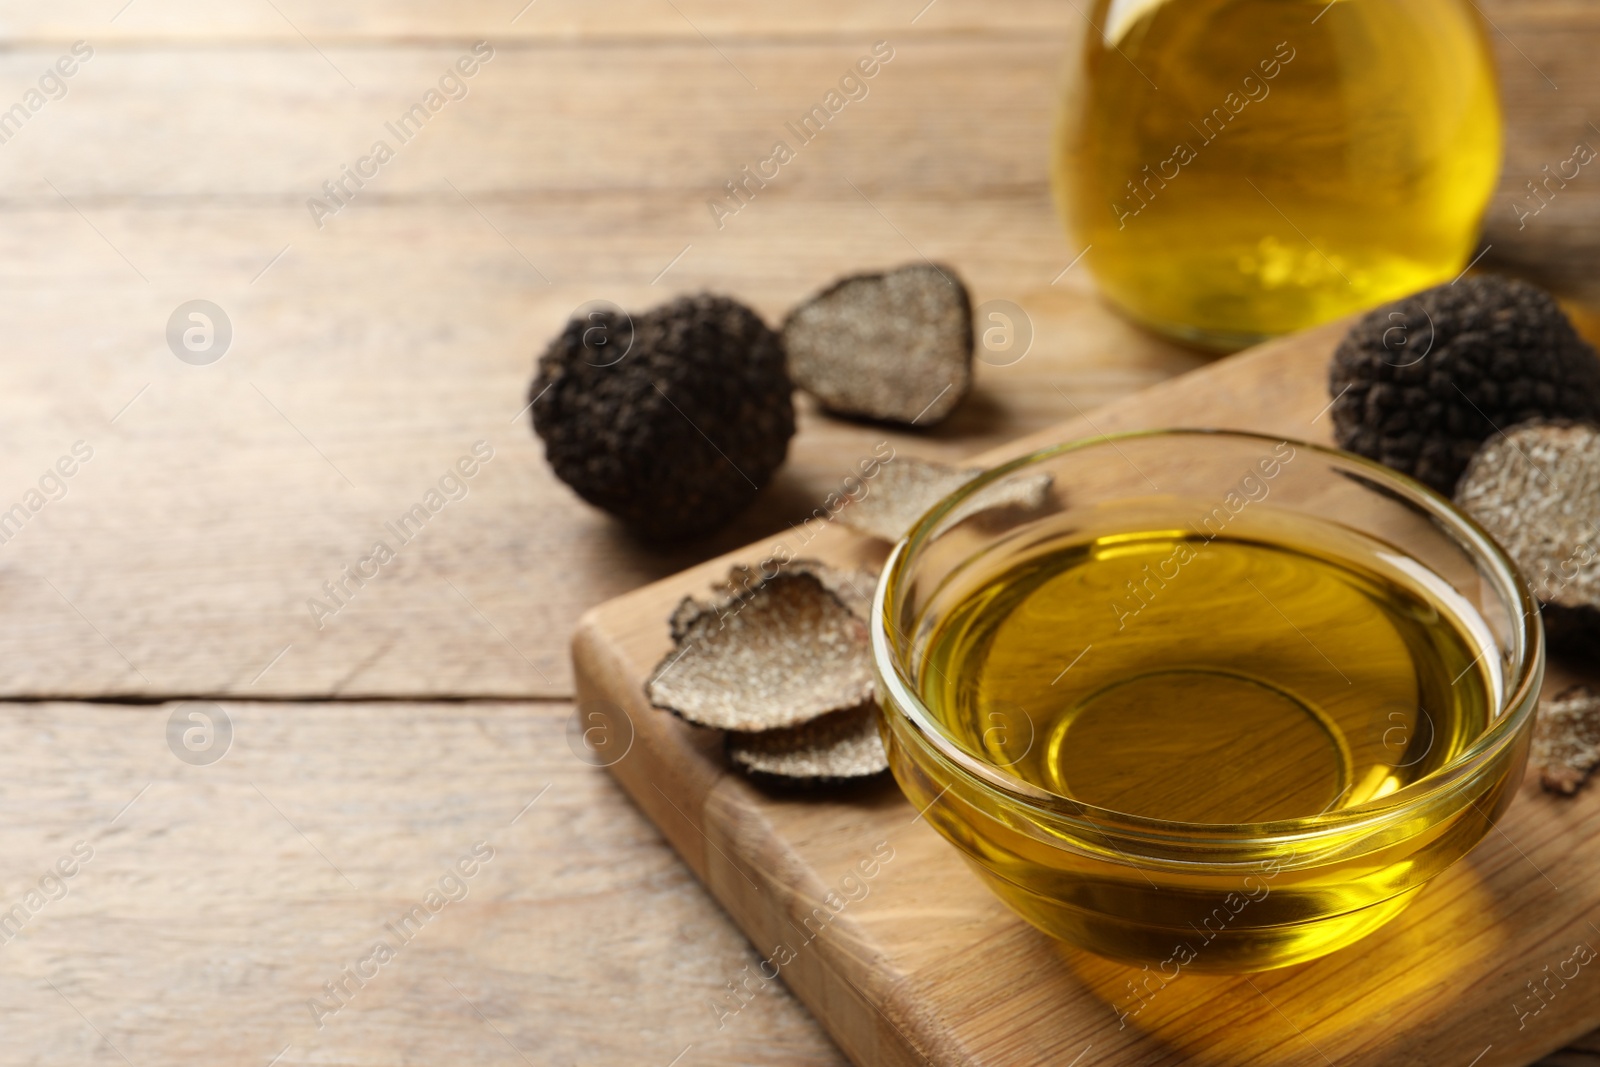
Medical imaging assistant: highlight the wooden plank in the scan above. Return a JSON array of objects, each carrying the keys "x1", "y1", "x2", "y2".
[
  {"x1": 575, "y1": 322, "x2": 1600, "y2": 1067},
  {"x1": 1475, "y1": 0, "x2": 1600, "y2": 299},
  {"x1": 0, "y1": 0, "x2": 1585, "y2": 44},
  {"x1": 0, "y1": 0, "x2": 1075, "y2": 44},
  {"x1": 0, "y1": 698, "x2": 846, "y2": 1067},
  {"x1": 0, "y1": 39, "x2": 1064, "y2": 197}
]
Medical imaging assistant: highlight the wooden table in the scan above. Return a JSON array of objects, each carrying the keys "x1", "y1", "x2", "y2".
[{"x1": 1, "y1": 2, "x2": 1596, "y2": 1063}]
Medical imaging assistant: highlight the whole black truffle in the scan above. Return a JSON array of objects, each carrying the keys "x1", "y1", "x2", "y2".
[
  {"x1": 531, "y1": 294, "x2": 794, "y2": 541},
  {"x1": 1328, "y1": 275, "x2": 1600, "y2": 496}
]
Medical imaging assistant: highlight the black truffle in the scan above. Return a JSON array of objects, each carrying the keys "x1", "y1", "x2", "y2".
[
  {"x1": 1328, "y1": 275, "x2": 1600, "y2": 496},
  {"x1": 530, "y1": 294, "x2": 795, "y2": 541}
]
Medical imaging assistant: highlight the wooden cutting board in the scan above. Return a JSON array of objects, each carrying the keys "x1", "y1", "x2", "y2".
[{"x1": 572, "y1": 320, "x2": 1600, "y2": 1067}]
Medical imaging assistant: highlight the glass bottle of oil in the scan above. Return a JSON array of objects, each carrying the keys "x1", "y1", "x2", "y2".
[{"x1": 1053, "y1": 0, "x2": 1503, "y2": 350}]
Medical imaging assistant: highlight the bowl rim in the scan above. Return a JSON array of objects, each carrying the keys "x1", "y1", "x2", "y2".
[{"x1": 870, "y1": 427, "x2": 1545, "y2": 845}]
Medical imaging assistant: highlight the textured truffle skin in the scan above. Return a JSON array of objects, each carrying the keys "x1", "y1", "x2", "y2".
[
  {"x1": 530, "y1": 294, "x2": 794, "y2": 541},
  {"x1": 1329, "y1": 275, "x2": 1600, "y2": 496}
]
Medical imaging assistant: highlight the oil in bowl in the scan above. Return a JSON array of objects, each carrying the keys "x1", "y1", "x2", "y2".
[
  {"x1": 873, "y1": 432, "x2": 1543, "y2": 972},
  {"x1": 923, "y1": 527, "x2": 1492, "y2": 825}
]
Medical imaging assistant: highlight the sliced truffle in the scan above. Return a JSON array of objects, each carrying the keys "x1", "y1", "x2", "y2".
[
  {"x1": 1532, "y1": 685, "x2": 1600, "y2": 795},
  {"x1": 531, "y1": 294, "x2": 795, "y2": 541},
  {"x1": 712, "y1": 561, "x2": 878, "y2": 620},
  {"x1": 1455, "y1": 421, "x2": 1600, "y2": 655},
  {"x1": 726, "y1": 702, "x2": 889, "y2": 785},
  {"x1": 783, "y1": 263, "x2": 973, "y2": 426},
  {"x1": 647, "y1": 563, "x2": 875, "y2": 732},
  {"x1": 1329, "y1": 275, "x2": 1600, "y2": 496},
  {"x1": 839, "y1": 456, "x2": 1053, "y2": 543},
  {"x1": 821, "y1": 566, "x2": 881, "y2": 620}
]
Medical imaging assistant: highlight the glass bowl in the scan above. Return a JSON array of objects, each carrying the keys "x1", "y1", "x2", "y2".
[{"x1": 870, "y1": 429, "x2": 1543, "y2": 972}]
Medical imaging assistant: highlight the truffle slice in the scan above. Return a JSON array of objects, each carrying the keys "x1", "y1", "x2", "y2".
[
  {"x1": 647, "y1": 564, "x2": 875, "y2": 732},
  {"x1": 726, "y1": 702, "x2": 889, "y2": 785},
  {"x1": 531, "y1": 293, "x2": 795, "y2": 541},
  {"x1": 839, "y1": 456, "x2": 1053, "y2": 543},
  {"x1": 1329, "y1": 275, "x2": 1600, "y2": 496},
  {"x1": 711, "y1": 560, "x2": 878, "y2": 622},
  {"x1": 783, "y1": 263, "x2": 973, "y2": 425},
  {"x1": 1454, "y1": 421, "x2": 1600, "y2": 654},
  {"x1": 1532, "y1": 685, "x2": 1600, "y2": 795}
]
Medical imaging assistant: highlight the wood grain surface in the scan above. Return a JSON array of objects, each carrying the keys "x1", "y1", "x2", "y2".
[
  {"x1": 0, "y1": 699, "x2": 846, "y2": 1066},
  {"x1": 0, "y1": 0, "x2": 1595, "y2": 1064},
  {"x1": 576, "y1": 323, "x2": 1600, "y2": 1067}
]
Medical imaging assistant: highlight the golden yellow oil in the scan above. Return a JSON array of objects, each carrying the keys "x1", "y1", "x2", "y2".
[
  {"x1": 906, "y1": 519, "x2": 1506, "y2": 970},
  {"x1": 923, "y1": 530, "x2": 1491, "y2": 822},
  {"x1": 1054, "y1": 0, "x2": 1502, "y2": 349}
]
